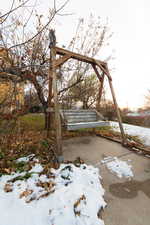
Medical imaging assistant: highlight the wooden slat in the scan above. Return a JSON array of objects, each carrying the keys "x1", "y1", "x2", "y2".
[
  {"x1": 63, "y1": 112, "x2": 96, "y2": 115},
  {"x1": 62, "y1": 110, "x2": 96, "y2": 114},
  {"x1": 63, "y1": 111, "x2": 97, "y2": 123},
  {"x1": 64, "y1": 115, "x2": 97, "y2": 119},
  {"x1": 67, "y1": 121, "x2": 109, "y2": 130},
  {"x1": 62, "y1": 109, "x2": 95, "y2": 112},
  {"x1": 61, "y1": 109, "x2": 109, "y2": 130},
  {"x1": 67, "y1": 118, "x2": 96, "y2": 123}
]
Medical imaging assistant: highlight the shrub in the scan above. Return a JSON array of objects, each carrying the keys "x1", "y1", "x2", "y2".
[{"x1": 122, "y1": 115, "x2": 150, "y2": 128}]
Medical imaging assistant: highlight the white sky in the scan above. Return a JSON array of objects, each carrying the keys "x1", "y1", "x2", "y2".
[{"x1": 1, "y1": 0, "x2": 150, "y2": 109}]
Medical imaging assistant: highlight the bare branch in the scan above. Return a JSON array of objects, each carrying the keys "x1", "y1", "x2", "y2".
[
  {"x1": 0, "y1": 0, "x2": 30, "y2": 20},
  {"x1": 9, "y1": 0, "x2": 70, "y2": 49},
  {"x1": 57, "y1": 13, "x2": 74, "y2": 16},
  {"x1": 0, "y1": 0, "x2": 15, "y2": 24},
  {"x1": 23, "y1": 0, "x2": 37, "y2": 28},
  {"x1": 54, "y1": 0, "x2": 70, "y2": 13},
  {"x1": 58, "y1": 77, "x2": 83, "y2": 95}
]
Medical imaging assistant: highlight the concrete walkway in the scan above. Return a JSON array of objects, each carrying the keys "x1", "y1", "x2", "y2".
[{"x1": 63, "y1": 136, "x2": 150, "y2": 225}]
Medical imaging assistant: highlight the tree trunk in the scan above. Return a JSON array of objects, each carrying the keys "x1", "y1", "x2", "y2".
[
  {"x1": 43, "y1": 105, "x2": 51, "y2": 130},
  {"x1": 44, "y1": 111, "x2": 48, "y2": 130}
]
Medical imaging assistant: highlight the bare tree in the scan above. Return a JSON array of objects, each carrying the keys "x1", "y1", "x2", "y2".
[
  {"x1": 59, "y1": 15, "x2": 112, "y2": 109},
  {"x1": 0, "y1": 0, "x2": 30, "y2": 24},
  {"x1": 0, "y1": 0, "x2": 70, "y2": 49},
  {"x1": 0, "y1": 0, "x2": 70, "y2": 128},
  {"x1": 0, "y1": 6, "x2": 112, "y2": 129}
]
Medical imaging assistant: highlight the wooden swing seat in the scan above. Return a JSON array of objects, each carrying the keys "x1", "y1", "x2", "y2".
[{"x1": 60, "y1": 109, "x2": 109, "y2": 131}]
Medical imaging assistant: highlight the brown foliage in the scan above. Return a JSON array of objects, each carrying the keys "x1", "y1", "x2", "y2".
[
  {"x1": 122, "y1": 115, "x2": 150, "y2": 128},
  {"x1": 20, "y1": 189, "x2": 33, "y2": 199},
  {"x1": 4, "y1": 183, "x2": 13, "y2": 192}
]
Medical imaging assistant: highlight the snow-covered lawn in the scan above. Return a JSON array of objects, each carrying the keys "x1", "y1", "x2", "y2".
[
  {"x1": 111, "y1": 121, "x2": 150, "y2": 146},
  {"x1": 0, "y1": 156, "x2": 106, "y2": 225},
  {"x1": 101, "y1": 157, "x2": 134, "y2": 179}
]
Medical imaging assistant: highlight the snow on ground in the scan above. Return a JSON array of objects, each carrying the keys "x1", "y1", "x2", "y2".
[
  {"x1": 101, "y1": 157, "x2": 134, "y2": 179},
  {"x1": 17, "y1": 154, "x2": 36, "y2": 163},
  {"x1": 0, "y1": 157, "x2": 106, "y2": 225},
  {"x1": 111, "y1": 121, "x2": 150, "y2": 146}
]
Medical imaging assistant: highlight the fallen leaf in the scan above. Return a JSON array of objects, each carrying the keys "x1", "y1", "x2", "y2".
[
  {"x1": 20, "y1": 189, "x2": 33, "y2": 198},
  {"x1": 4, "y1": 168, "x2": 12, "y2": 174},
  {"x1": 4, "y1": 183, "x2": 13, "y2": 192}
]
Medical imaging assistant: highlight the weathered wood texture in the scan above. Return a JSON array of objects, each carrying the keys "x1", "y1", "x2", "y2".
[
  {"x1": 61, "y1": 110, "x2": 109, "y2": 131},
  {"x1": 54, "y1": 46, "x2": 106, "y2": 66},
  {"x1": 106, "y1": 65, "x2": 127, "y2": 145},
  {"x1": 47, "y1": 46, "x2": 53, "y2": 132},
  {"x1": 51, "y1": 47, "x2": 63, "y2": 157},
  {"x1": 49, "y1": 44, "x2": 126, "y2": 146},
  {"x1": 92, "y1": 64, "x2": 102, "y2": 82},
  {"x1": 94, "y1": 60, "x2": 112, "y2": 81}
]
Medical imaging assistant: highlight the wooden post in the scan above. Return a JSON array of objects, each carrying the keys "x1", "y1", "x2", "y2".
[
  {"x1": 48, "y1": 29, "x2": 63, "y2": 162},
  {"x1": 51, "y1": 46, "x2": 63, "y2": 161},
  {"x1": 47, "y1": 48, "x2": 53, "y2": 136},
  {"x1": 97, "y1": 73, "x2": 105, "y2": 110},
  {"x1": 106, "y1": 68, "x2": 127, "y2": 145},
  {"x1": 92, "y1": 64, "x2": 104, "y2": 110},
  {"x1": 47, "y1": 42, "x2": 126, "y2": 148}
]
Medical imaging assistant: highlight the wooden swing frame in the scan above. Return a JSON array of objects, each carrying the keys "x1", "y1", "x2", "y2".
[{"x1": 48, "y1": 38, "x2": 126, "y2": 161}]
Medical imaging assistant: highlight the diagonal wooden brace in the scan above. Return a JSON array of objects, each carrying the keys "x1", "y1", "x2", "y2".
[
  {"x1": 92, "y1": 64, "x2": 103, "y2": 82},
  {"x1": 105, "y1": 64, "x2": 127, "y2": 145},
  {"x1": 95, "y1": 60, "x2": 112, "y2": 81},
  {"x1": 53, "y1": 54, "x2": 71, "y2": 68}
]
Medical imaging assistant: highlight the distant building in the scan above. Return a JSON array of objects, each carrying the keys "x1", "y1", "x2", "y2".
[
  {"x1": 127, "y1": 111, "x2": 150, "y2": 117},
  {"x1": 127, "y1": 112, "x2": 140, "y2": 117}
]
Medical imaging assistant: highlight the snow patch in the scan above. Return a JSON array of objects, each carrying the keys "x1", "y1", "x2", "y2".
[
  {"x1": 111, "y1": 121, "x2": 150, "y2": 146},
  {"x1": 0, "y1": 162, "x2": 106, "y2": 225},
  {"x1": 17, "y1": 154, "x2": 36, "y2": 162},
  {"x1": 102, "y1": 157, "x2": 134, "y2": 178}
]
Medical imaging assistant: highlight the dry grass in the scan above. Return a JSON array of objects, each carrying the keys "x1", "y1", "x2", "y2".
[{"x1": 0, "y1": 113, "x2": 146, "y2": 176}]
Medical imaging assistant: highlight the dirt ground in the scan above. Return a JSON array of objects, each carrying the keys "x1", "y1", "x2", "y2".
[{"x1": 63, "y1": 136, "x2": 150, "y2": 225}]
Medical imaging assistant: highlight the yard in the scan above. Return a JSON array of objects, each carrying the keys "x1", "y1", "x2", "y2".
[{"x1": 0, "y1": 113, "x2": 150, "y2": 225}]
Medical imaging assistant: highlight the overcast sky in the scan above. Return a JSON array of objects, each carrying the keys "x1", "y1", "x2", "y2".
[{"x1": 1, "y1": 0, "x2": 150, "y2": 109}]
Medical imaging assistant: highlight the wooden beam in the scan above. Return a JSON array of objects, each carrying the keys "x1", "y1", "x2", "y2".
[
  {"x1": 95, "y1": 60, "x2": 112, "y2": 81},
  {"x1": 51, "y1": 47, "x2": 63, "y2": 161},
  {"x1": 97, "y1": 73, "x2": 105, "y2": 110},
  {"x1": 92, "y1": 64, "x2": 104, "y2": 110},
  {"x1": 54, "y1": 54, "x2": 71, "y2": 68},
  {"x1": 54, "y1": 46, "x2": 106, "y2": 66},
  {"x1": 47, "y1": 56, "x2": 53, "y2": 133},
  {"x1": 92, "y1": 64, "x2": 102, "y2": 82},
  {"x1": 106, "y1": 66, "x2": 127, "y2": 145}
]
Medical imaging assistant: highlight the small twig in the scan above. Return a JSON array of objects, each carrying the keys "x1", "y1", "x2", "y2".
[
  {"x1": 0, "y1": 0, "x2": 30, "y2": 20},
  {"x1": 0, "y1": 0, "x2": 15, "y2": 24},
  {"x1": 9, "y1": 0, "x2": 70, "y2": 49}
]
